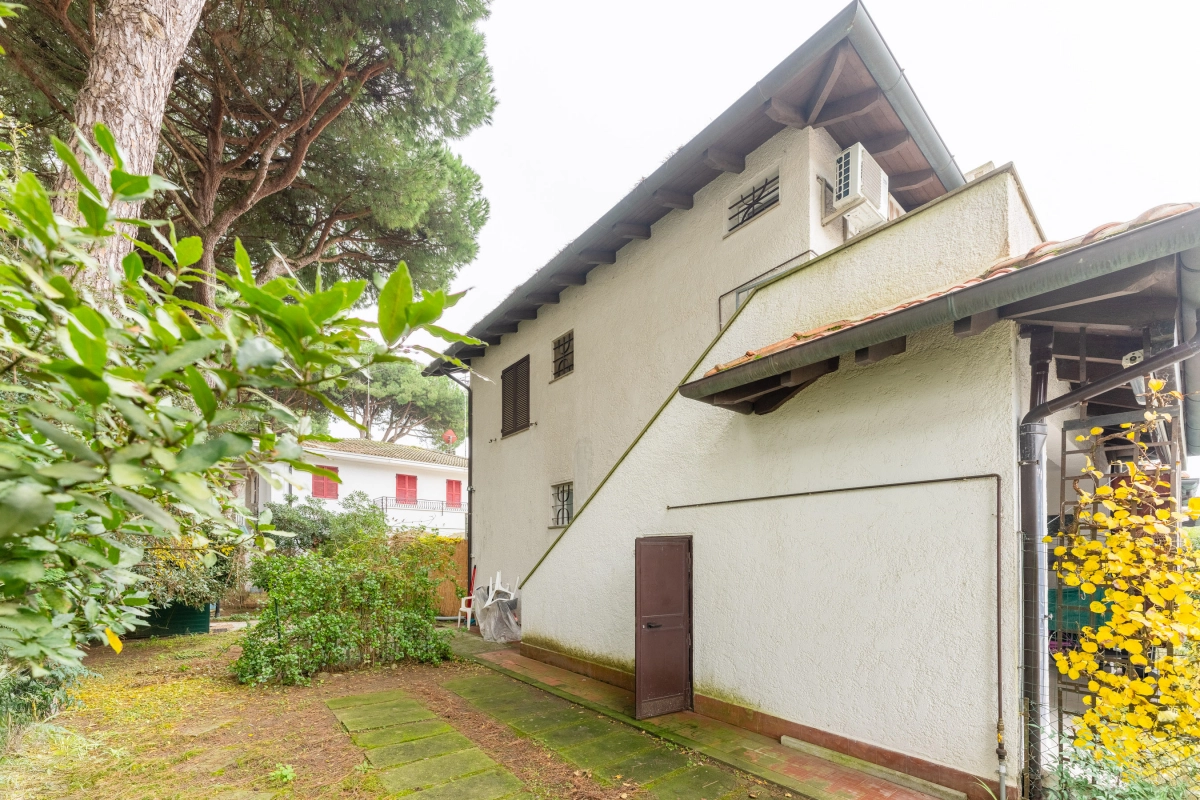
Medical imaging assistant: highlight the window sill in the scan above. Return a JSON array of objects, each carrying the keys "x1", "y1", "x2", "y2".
[
  {"x1": 548, "y1": 524, "x2": 568, "y2": 530},
  {"x1": 549, "y1": 370, "x2": 574, "y2": 385},
  {"x1": 501, "y1": 424, "x2": 532, "y2": 440}
]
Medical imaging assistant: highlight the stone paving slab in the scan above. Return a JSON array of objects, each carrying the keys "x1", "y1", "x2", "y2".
[
  {"x1": 471, "y1": 648, "x2": 945, "y2": 800},
  {"x1": 366, "y1": 731, "x2": 473, "y2": 769},
  {"x1": 412, "y1": 768, "x2": 523, "y2": 800},
  {"x1": 599, "y1": 745, "x2": 693, "y2": 785},
  {"x1": 327, "y1": 689, "x2": 412, "y2": 710},
  {"x1": 352, "y1": 718, "x2": 454, "y2": 748},
  {"x1": 377, "y1": 747, "x2": 497, "y2": 794},
  {"x1": 561, "y1": 729, "x2": 658, "y2": 770},
  {"x1": 506, "y1": 705, "x2": 594, "y2": 735},
  {"x1": 646, "y1": 764, "x2": 739, "y2": 800},
  {"x1": 534, "y1": 715, "x2": 622, "y2": 749},
  {"x1": 334, "y1": 701, "x2": 435, "y2": 732}
]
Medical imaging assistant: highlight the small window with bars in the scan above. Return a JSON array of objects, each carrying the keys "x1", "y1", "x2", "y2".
[
  {"x1": 552, "y1": 331, "x2": 574, "y2": 380},
  {"x1": 551, "y1": 481, "x2": 573, "y2": 527},
  {"x1": 501, "y1": 355, "x2": 530, "y2": 437},
  {"x1": 312, "y1": 466, "x2": 339, "y2": 499},
  {"x1": 727, "y1": 169, "x2": 780, "y2": 233}
]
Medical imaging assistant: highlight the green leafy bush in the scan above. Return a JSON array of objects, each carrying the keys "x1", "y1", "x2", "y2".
[
  {"x1": 0, "y1": 123, "x2": 479, "y2": 675},
  {"x1": 0, "y1": 661, "x2": 89, "y2": 749},
  {"x1": 232, "y1": 533, "x2": 456, "y2": 684}
]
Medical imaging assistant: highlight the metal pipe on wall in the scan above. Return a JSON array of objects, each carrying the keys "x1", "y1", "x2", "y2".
[{"x1": 445, "y1": 372, "x2": 473, "y2": 576}]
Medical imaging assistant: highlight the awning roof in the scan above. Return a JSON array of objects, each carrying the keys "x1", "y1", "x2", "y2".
[
  {"x1": 679, "y1": 202, "x2": 1200, "y2": 411},
  {"x1": 427, "y1": 1, "x2": 962, "y2": 376}
]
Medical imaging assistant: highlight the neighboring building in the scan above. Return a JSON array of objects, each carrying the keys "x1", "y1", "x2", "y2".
[
  {"x1": 428, "y1": 3, "x2": 1200, "y2": 799},
  {"x1": 289, "y1": 439, "x2": 468, "y2": 535}
]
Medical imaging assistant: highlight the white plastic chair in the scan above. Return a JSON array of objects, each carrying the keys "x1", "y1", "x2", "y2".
[{"x1": 456, "y1": 594, "x2": 474, "y2": 628}]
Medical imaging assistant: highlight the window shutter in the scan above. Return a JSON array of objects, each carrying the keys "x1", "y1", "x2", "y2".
[
  {"x1": 396, "y1": 474, "x2": 416, "y2": 503},
  {"x1": 501, "y1": 355, "x2": 530, "y2": 436},
  {"x1": 446, "y1": 479, "x2": 462, "y2": 508},
  {"x1": 313, "y1": 466, "x2": 339, "y2": 499}
]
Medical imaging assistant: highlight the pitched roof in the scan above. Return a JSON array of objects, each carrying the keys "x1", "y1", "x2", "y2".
[
  {"x1": 427, "y1": 1, "x2": 962, "y2": 377},
  {"x1": 303, "y1": 438, "x2": 468, "y2": 468},
  {"x1": 702, "y1": 202, "x2": 1200, "y2": 378}
]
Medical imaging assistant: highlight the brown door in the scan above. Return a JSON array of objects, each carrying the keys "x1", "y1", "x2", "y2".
[{"x1": 635, "y1": 536, "x2": 692, "y2": 719}]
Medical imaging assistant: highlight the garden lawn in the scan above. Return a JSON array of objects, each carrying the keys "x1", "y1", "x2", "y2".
[{"x1": 0, "y1": 632, "x2": 652, "y2": 799}]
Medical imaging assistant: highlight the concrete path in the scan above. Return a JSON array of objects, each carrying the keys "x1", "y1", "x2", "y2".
[
  {"x1": 327, "y1": 689, "x2": 526, "y2": 799},
  {"x1": 464, "y1": 643, "x2": 946, "y2": 800}
]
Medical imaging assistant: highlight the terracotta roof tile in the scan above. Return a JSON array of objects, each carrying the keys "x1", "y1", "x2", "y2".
[
  {"x1": 704, "y1": 202, "x2": 1198, "y2": 377},
  {"x1": 303, "y1": 438, "x2": 467, "y2": 468}
]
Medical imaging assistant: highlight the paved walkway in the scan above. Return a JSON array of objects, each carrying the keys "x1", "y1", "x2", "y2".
[
  {"x1": 327, "y1": 688, "x2": 526, "y2": 799},
  {"x1": 466, "y1": 643, "x2": 948, "y2": 800}
]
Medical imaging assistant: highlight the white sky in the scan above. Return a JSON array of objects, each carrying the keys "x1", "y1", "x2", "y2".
[{"x1": 433, "y1": 0, "x2": 1200, "y2": 334}]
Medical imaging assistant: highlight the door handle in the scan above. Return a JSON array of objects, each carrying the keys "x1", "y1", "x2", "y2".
[{"x1": 644, "y1": 622, "x2": 662, "y2": 629}]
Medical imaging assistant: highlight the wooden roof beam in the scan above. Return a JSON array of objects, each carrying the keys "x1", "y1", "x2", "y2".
[
  {"x1": 527, "y1": 291, "x2": 561, "y2": 304},
  {"x1": 456, "y1": 346, "x2": 487, "y2": 360},
  {"x1": 805, "y1": 41, "x2": 850, "y2": 125},
  {"x1": 504, "y1": 308, "x2": 538, "y2": 322},
  {"x1": 889, "y1": 169, "x2": 937, "y2": 192},
  {"x1": 855, "y1": 336, "x2": 906, "y2": 364},
  {"x1": 653, "y1": 189, "x2": 693, "y2": 210},
  {"x1": 862, "y1": 131, "x2": 912, "y2": 159},
  {"x1": 765, "y1": 97, "x2": 807, "y2": 128},
  {"x1": 480, "y1": 334, "x2": 503, "y2": 346},
  {"x1": 579, "y1": 249, "x2": 616, "y2": 265},
  {"x1": 488, "y1": 321, "x2": 519, "y2": 335},
  {"x1": 702, "y1": 147, "x2": 745, "y2": 174},
  {"x1": 612, "y1": 222, "x2": 651, "y2": 239},
  {"x1": 548, "y1": 271, "x2": 588, "y2": 287},
  {"x1": 953, "y1": 309, "x2": 999, "y2": 339},
  {"x1": 812, "y1": 88, "x2": 883, "y2": 129}
]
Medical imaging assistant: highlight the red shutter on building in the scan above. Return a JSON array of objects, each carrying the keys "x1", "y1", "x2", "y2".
[
  {"x1": 396, "y1": 474, "x2": 417, "y2": 504},
  {"x1": 446, "y1": 479, "x2": 462, "y2": 508},
  {"x1": 312, "y1": 466, "x2": 339, "y2": 499}
]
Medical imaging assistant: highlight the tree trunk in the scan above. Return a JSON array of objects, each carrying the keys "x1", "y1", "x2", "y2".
[{"x1": 55, "y1": 0, "x2": 204, "y2": 292}]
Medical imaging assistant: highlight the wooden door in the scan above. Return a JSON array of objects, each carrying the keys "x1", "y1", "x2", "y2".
[{"x1": 635, "y1": 536, "x2": 692, "y2": 719}]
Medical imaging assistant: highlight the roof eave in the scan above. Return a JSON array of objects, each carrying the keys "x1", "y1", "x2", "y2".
[
  {"x1": 426, "y1": 0, "x2": 961, "y2": 377},
  {"x1": 680, "y1": 206, "x2": 1200, "y2": 400}
]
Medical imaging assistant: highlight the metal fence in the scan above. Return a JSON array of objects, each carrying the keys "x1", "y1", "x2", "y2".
[
  {"x1": 374, "y1": 497, "x2": 466, "y2": 514},
  {"x1": 1024, "y1": 405, "x2": 1200, "y2": 798}
]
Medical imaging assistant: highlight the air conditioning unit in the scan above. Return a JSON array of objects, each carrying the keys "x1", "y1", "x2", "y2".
[{"x1": 834, "y1": 143, "x2": 888, "y2": 234}]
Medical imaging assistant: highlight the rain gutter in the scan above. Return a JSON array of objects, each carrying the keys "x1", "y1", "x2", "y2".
[{"x1": 680, "y1": 206, "x2": 1200, "y2": 400}]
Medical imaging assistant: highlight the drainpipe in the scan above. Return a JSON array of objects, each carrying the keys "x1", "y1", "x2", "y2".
[
  {"x1": 1018, "y1": 315, "x2": 1200, "y2": 796},
  {"x1": 445, "y1": 372, "x2": 473, "y2": 574}
]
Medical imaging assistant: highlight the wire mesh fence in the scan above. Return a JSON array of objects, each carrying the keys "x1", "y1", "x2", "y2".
[{"x1": 1023, "y1": 404, "x2": 1200, "y2": 798}]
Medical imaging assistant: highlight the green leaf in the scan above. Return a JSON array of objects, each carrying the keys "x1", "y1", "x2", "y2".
[
  {"x1": 109, "y1": 463, "x2": 152, "y2": 487},
  {"x1": 25, "y1": 417, "x2": 103, "y2": 464},
  {"x1": 144, "y1": 338, "x2": 222, "y2": 385},
  {"x1": 12, "y1": 173, "x2": 54, "y2": 235},
  {"x1": 234, "y1": 238, "x2": 253, "y2": 283},
  {"x1": 109, "y1": 170, "x2": 150, "y2": 202},
  {"x1": 109, "y1": 487, "x2": 179, "y2": 535},
  {"x1": 175, "y1": 433, "x2": 252, "y2": 473},
  {"x1": 175, "y1": 236, "x2": 203, "y2": 268},
  {"x1": 63, "y1": 375, "x2": 110, "y2": 406},
  {"x1": 76, "y1": 191, "x2": 109, "y2": 234},
  {"x1": 37, "y1": 462, "x2": 103, "y2": 485},
  {"x1": 184, "y1": 367, "x2": 217, "y2": 422},
  {"x1": 122, "y1": 251, "x2": 144, "y2": 282},
  {"x1": 377, "y1": 262, "x2": 414, "y2": 345},
  {"x1": 0, "y1": 483, "x2": 54, "y2": 537},
  {"x1": 51, "y1": 136, "x2": 102, "y2": 201},
  {"x1": 302, "y1": 286, "x2": 350, "y2": 324},
  {"x1": 406, "y1": 290, "x2": 446, "y2": 328},
  {"x1": 48, "y1": 276, "x2": 78, "y2": 308},
  {"x1": 236, "y1": 337, "x2": 282, "y2": 369},
  {"x1": 67, "y1": 311, "x2": 107, "y2": 374},
  {"x1": 424, "y1": 325, "x2": 482, "y2": 346},
  {"x1": 92, "y1": 123, "x2": 124, "y2": 170},
  {"x1": 0, "y1": 559, "x2": 45, "y2": 586},
  {"x1": 302, "y1": 389, "x2": 365, "y2": 431}
]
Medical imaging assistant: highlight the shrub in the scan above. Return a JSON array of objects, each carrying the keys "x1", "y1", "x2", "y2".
[
  {"x1": 231, "y1": 533, "x2": 456, "y2": 684},
  {"x1": 0, "y1": 660, "x2": 89, "y2": 750}
]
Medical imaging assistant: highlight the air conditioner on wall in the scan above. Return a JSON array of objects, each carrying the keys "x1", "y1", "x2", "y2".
[{"x1": 834, "y1": 142, "x2": 888, "y2": 235}]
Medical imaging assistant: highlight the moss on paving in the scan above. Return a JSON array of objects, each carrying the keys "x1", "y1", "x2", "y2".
[{"x1": 326, "y1": 688, "x2": 524, "y2": 799}]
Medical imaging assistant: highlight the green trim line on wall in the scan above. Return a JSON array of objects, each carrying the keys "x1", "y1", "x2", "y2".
[{"x1": 520, "y1": 166, "x2": 1028, "y2": 588}]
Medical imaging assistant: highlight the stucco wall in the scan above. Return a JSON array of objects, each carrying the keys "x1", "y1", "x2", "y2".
[
  {"x1": 290, "y1": 450, "x2": 467, "y2": 535},
  {"x1": 524, "y1": 323, "x2": 1023, "y2": 780},
  {"x1": 518, "y1": 170, "x2": 1046, "y2": 782},
  {"x1": 469, "y1": 125, "x2": 854, "y2": 585}
]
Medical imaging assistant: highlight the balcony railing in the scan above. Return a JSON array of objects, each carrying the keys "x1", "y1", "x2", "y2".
[{"x1": 375, "y1": 497, "x2": 466, "y2": 514}]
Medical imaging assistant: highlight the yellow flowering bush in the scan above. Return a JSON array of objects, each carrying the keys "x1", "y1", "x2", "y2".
[{"x1": 1052, "y1": 378, "x2": 1200, "y2": 779}]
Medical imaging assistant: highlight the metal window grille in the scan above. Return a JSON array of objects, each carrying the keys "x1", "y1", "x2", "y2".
[
  {"x1": 501, "y1": 355, "x2": 530, "y2": 437},
  {"x1": 835, "y1": 150, "x2": 853, "y2": 202},
  {"x1": 727, "y1": 172, "x2": 780, "y2": 232},
  {"x1": 553, "y1": 331, "x2": 574, "y2": 379},
  {"x1": 551, "y1": 482, "x2": 573, "y2": 526}
]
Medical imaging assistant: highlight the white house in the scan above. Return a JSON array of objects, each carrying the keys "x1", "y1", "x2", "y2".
[
  {"x1": 287, "y1": 439, "x2": 468, "y2": 535},
  {"x1": 427, "y1": 4, "x2": 1200, "y2": 799}
]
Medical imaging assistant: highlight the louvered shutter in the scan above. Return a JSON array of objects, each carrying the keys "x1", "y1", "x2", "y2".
[
  {"x1": 501, "y1": 355, "x2": 530, "y2": 436},
  {"x1": 396, "y1": 474, "x2": 416, "y2": 503},
  {"x1": 313, "y1": 466, "x2": 339, "y2": 499},
  {"x1": 446, "y1": 479, "x2": 462, "y2": 508}
]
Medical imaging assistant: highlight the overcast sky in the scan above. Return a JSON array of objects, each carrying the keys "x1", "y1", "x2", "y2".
[{"x1": 431, "y1": 0, "x2": 1200, "y2": 336}]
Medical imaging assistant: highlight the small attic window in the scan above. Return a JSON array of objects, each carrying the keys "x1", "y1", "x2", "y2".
[{"x1": 727, "y1": 169, "x2": 780, "y2": 233}]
